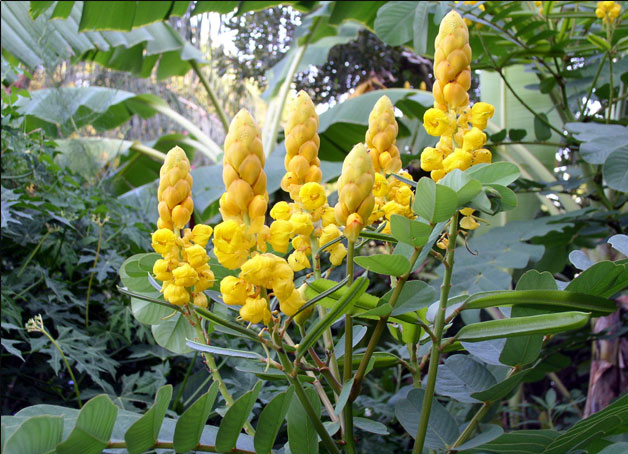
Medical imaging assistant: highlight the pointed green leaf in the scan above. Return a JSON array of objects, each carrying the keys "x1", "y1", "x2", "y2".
[
  {"x1": 464, "y1": 429, "x2": 559, "y2": 453},
  {"x1": 173, "y1": 383, "x2": 219, "y2": 453},
  {"x1": 456, "y1": 312, "x2": 590, "y2": 342},
  {"x1": 390, "y1": 215, "x2": 432, "y2": 247},
  {"x1": 413, "y1": 177, "x2": 458, "y2": 222},
  {"x1": 486, "y1": 184, "x2": 518, "y2": 211},
  {"x1": 334, "y1": 378, "x2": 354, "y2": 417},
  {"x1": 287, "y1": 386, "x2": 320, "y2": 454},
  {"x1": 438, "y1": 169, "x2": 483, "y2": 206},
  {"x1": 4, "y1": 416, "x2": 64, "y2": 454},
  {"x1": 354, "y1": 254, "x2": 411, "y2": 276},
  {"x1": 151, "y1": 313, "x2": 195, "y2": 354},
  {"x1": 185, "y1": 341, "x2": 263, "y2": 360},
  {"x1": 434, "y1": 355, "x2": 497, "y2": 403},
  {"x1": 195, "y1": 307, "x2": 263, "y2": 343},
  {"x1": 125, "y1": 385, "x2": 173, "y2": 454},
  {"x1": 388, "y1": 280, "x2": 436, "y2": 317},
  {"x1": 297, "y1": 277, "x2": 369, "y2": 358},
  {"x1": 57, "y1": 395, "x2": 118, "y2": 454},
  {"x1": 216, "y1": 381, "x2": 262, "y2": 452},
  {"x1": 465, "y1": 162, "x2": 521, "y2": 186},
  {"x1": 566, "y1": 261, "x2": 628, "y2": 298},
  {"x1": 471, "y1": 369, "x2": 532, "y2": 402},
  {"x1": 254, "y1": 386, "x2": 295, "y2": 454},
  {"x1": 354, "y1": 417, "x2": 389, "y2": 435}
]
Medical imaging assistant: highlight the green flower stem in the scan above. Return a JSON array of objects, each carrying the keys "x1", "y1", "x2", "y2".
[
  {"x1": 172, "y1": 351, "x2": 198, "y2": 409},
  {"x1": 276, "y1": 349, "x2": 342, "y2": 454},
  {"x1": 579, "y1": 54, "x2": 607, "y2": 118},
  {"x1": 190, "y1": 309, "x2": 256, "y2": 436},
  {"x1": 446, "y1": 402, "x2": 491, "y2": 453},
  {"x1": 85, "y1": 218, "x2": 105, "y2": 329},
  {"x1": 189, "y1": 59, "x2": 230, "y2": 132},
  {"x1": 350, "y1": 246, "x2": 422, "y2": 400},
  {"x1": 129, "y1": 141, "x2": 166, "y2": 162},
  {"x1": 17, "y1": 230, "x2": 51, "y2": 278},
  {"x1": 412, "y1": 213, "x2": 459, "y2": 454},
  {"x1": 342, "y1": 240, "x2": 357, "y2": 454}
]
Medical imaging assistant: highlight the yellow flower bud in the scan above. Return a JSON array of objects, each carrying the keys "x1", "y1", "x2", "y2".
[
  {"x1": 157, "y1": 146, "x2": 193, "y2": 229},
  {"x1": 436, "y1": 237, "x2": 449, "y2": 250},
  {"x1": 190, "y1": 224, "x2": 213, "y2": 247},
  {"x1": 442, "y1": 149, "x2": 472, "y2": 173},
  {"x1": 220, "y1": 276, "x2": 249, "y2": 306},
  {"x1": 343, "y1": 213, "x2": 365, "y2": 243},
  {"x1": 240, "y1": 296, "x2": 271, "y2": 325},
  {"x1": 319, "y1": 224, "x2": 341, "y2": 247},
  {"x1": 172, "y1": 263, "x2": 198, "y2": 288},
  {"x1": 470, "y1": 102, "x2": 495, "y2": 130},
  {"x1": 366, "y1": 96, "x2": 401, "y2": 174},
  {"x1": 329, "y1": 243, "x2": 347, "y2": 266},
  {"x1": 373, "y1": 173, "x2": 389, "y2": 197},
  {"x1": 288, "y1": 250, "x2": 311, "y2": 272},
  {"x1": 321, "y1": 206, "x2": 337, "y2": 227},
  {"x1": 270, "y1": 201, "x2": 293, "y2": 221},
  {"x1": 164, "y1": 284, "x2": 189, "y2": 306},
  {"x1": 184, "y1": 244, "x2": 208, "y2": 269},
  {"x1": 152, "y1": 259, "x2": 171, "y2": 282},
  {"x1": 152, "y1": 228, "x2": 176, "y2": 255},
  {"x1": 423, "y1": 108, "x2": 455, "y2": 137},
  {"x1": 268, "y1": 220, "x2": 293, "y2": 253},
  {"x1": 279, "y1": 289, "x2": 305, "y2": 317},
  {"x1": 289, "y1": 212, "x2": 314, "y2": 236},
  {"x1": 212, "y1": 220, "x2": 253, "y2": 270},
  {"x1": 299, "y1": 182, "x2": 327, "y2": 211},
  {"x1": 193, "y1": 292, "x2": 208, "y2": 308},
  {"x1": 462, "y1": 127, "x2": 487, "y2": 152},
  {"x1": 420, "y1": 147, "x2": 444, "y2": 172},
  {"x1": 460, "y1": 215, "x2": 480, "y2": 230}
]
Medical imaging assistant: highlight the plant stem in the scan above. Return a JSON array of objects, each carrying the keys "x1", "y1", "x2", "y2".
[
  {"x1": 85, "y1": 219, "x2": 104, "y2": 329},
  {"x1": 446, "y1": 403, "x2": 491, "y2": 453},
  {"x1": 578, "y1": 54, "x2": 607, "y2": 118},
  {"x1": 173, "y1": 352, "x2": 198, "y2": 409},
  {"x1": 106, "y1": 440, "x2": 255, "y2": 453},
  {"x1": 277, "y1": 350, "x2": 342, "y2": 454},
  {"x1": 129, "y1": 142, "x2": 166, "y2": 162},
  {"x1": 190, "y1": 309, "x2": 256, "y2": 436},
  {"x1": 189, "y1": 59, "x2": 230, "y2": 132},
  {"x1": 411, "y1": 213, "x2": 459, "y2": 454},
  {"x1": 17, "y1": 230, "x2": 51, "y2": 278},
  {"x1": 41, "y1": 328, "x2": 82, "y2": 408},
  {"x1": 343, "y1": 240, "x2": 356, "y2": 454}
]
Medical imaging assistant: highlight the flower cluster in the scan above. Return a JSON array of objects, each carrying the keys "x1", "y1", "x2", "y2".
[
  {"x1": 151, "y1": 147, "x2": 215, "y2": 307},
  {"x1": 420, "y1": 10, "x2": 495, "y2": 182},
  {"x1": 596, "y1": 1, "x2": 621, "y2": 23}
]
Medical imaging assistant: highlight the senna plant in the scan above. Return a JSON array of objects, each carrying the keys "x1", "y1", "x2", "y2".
[{"x1": 5, "y1": 6, "x2": 627, "y2": 454}]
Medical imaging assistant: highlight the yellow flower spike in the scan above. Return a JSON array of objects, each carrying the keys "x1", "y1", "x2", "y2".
[
  {"x1": 443, "y1": 149, "x2": 473, "y2": 173},
  {"x1": 299, "y1": 182, "x2": 327, "y2": 211},
  {"x1": 365, "y1": 95, "x2": 401, "y2": 174},
  {"x1": 172, "y1": 263, "x2": 198, "y2": 288},
  {"x1": 221, "y1": 109, "x2": 268, "y2": 231},
  {"x1": 183, "y1": 244, "x2": 208, "y2": 269},
  {"x1": 152, "y1": 259, "x2": 172, "y2": 282},
  {"x1": 330, "y1": 243, "x2": 347, "y2": 266},
  {"x1": 164, "y1": 284, "x2": 190, "y2": 306},
  {"x1": 460, "y1": 215, "x2": 480, "y2": 230},
  {"x1": 240, "y1": 296, "x2": 271, "y2": 325},
  {"x1": 423, "y1": 108, "x2": 456, "y2": 137},
  {"x1": 221, "y1": 276, "x2": 249, "y2": 306},
  {"x1": 420, "y1": 147, "x2": 444, "y2": 172},
  {"x1": 282, "y1": 91, "x2": 322, "y2": 201},
  {"x1": 157, "y1": 146, "x2": 194, "y2": 230},
  {"x1": 193, "y1": 292, "x2": 208, "y2": 308},
  {"x1": 470, "y1": 102, "x2": 495, "y2": 130},
  {"x1": 289, "y1": 212, "x2": 314, "y2": 236},
  {"x1": 335, "y1": 143, "x2": 375, "y2": 242},
  {"x1": 152, "y1": 228, "x2": 176, "y2": 255},
  {"x1": 462, "y1": 127, "x2": 487, "y2": 152},
  {"x1": 596, "y1": 1, "x2": 621, "y2": 23},
  {"x1": 270, "y1": 201, "x2": 293, "y2": 221},
  {"x1": 288, "y1": 250, "x2": 311, "y2": 272},
  {"x1": 268, "y1": 220, "x2": 293, "y2": 253},
  {"x1": 279, "y1": 289, "x2": 306, "y2": 317},
  {"x1": 433, "y1": 10, "x2": 471, "y2": 111}
]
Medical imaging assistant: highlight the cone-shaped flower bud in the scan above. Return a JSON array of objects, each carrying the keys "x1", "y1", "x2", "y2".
[
  {"x1": 433, "y1": 10, "x2": 471, "y2": 112},
  {"x1": 365, "y1": 96, "x2": 401, "y2": 174},
  {"x1": 282, "y1": 91, "x2": 322, "y2": 201},
  {"x1": 221, "y1": 109, "x2": 268, "y2": 233},
  {"x1": 335, "y1": 143, "x2": 375, "y2": 242},
  {"x1": 157, "y1": 146, "x2": 194, "y2": 230}
]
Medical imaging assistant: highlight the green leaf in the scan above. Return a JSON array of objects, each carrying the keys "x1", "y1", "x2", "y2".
[
  {"x1": 354, "y1": 254, "x2": 411, "y2": 277},
  {"x1": 354, "y1": 417, "x2": 389, "y2": 435},
  {"x1": 394, "y1": 388, "x2": 459, "y2": 449},
  {"x1": 456, "y1": 311, "x2": 590, "y2": 342},
  {"x1": 465, "y1": 162, "x2": 521, "y2": 186},
  {"x1": 508, "y1": 128, "x2": 527, "y2": 141},
  {"x1": 185, "y1": 341, "x2": 263, "y2": 360},
  {"x1": 534, "y1": 113, "x2": 552, "y2": 141},
  {"x1": 287, "y1": 386, "x2": 320, "y2": 454},
  {"x1": 195, "y1": 308, "x2": 264, "y2": 343},
  {"x1": 543, "y1": 394, "x2": 628, "y2": 454},
  {"x1": 439, "y1": 170, "x2": 483, "y2": 206},
  {"x1": 603, "y1": 149, "x2": 628, "y2": 192},
  {"x1": 254, "y1": 386, "x2": 295, "y2": 454},
  {"x1": 374, "y1": 1, "x2": 417, "y2": 46},
  {"x1": 566, "y1": 261, "x2": 628, "y2": 298},
  {"x1": 56, "y1": 395, "x2": 118, "y2": 454},
  {"x1": 334, "y1": 378, "x2": 354, "y2": 416},
  {"x1": 413, "y1": 177, "x2": 458, "y2": 222},
  {"x1": 587, "y1": 34, "x2": 611, "y2": 51},
  {"x1": 216, "y1": 381, "x2": 262, "y2": 453},
  {"x1": 4, "y1": 416, "x2": 64, "y2": 454},
  {"x1": 124, "y1": 385, "x2": 172, "y2": 454},
  {"x1": 470, "y1": 369, "x2": 532, "y2": 402},
  {"x1": 151, "y1": 313, "x2": 195, "y2": 355},
  {"x1": 456, "y1": 425, "x2": 504, "y2": 450},
  {"x1": 389, "y1": 215, "x2": 432, "y2": 247},
  {"x1": 486, "y1": 184, "x2": 518, "y2": 211},
  {"x1": 434, "y1": 355, "x2": 497, "y2": 403},
  {"x1": 464, "y1": 429, "x2": 559, "y2": 453},
  {"x1": 538, "y1": 77, "x2": 557, "y2": 94},
  {"x1": 388, "y1": 280, "x2": 436, "y2": 317},
  {"x1": 566, "y1": 123, "x2": 628, "y2": 165},
  {"x1": 173, "y1": 383, "x2": 219, "y2": 453},
  {"x1": 297, "y1": 277, "x2": 369, "y2": 358},
  {"x1": 412, "y1": 2, "x2": 429, "y2": 54}
]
